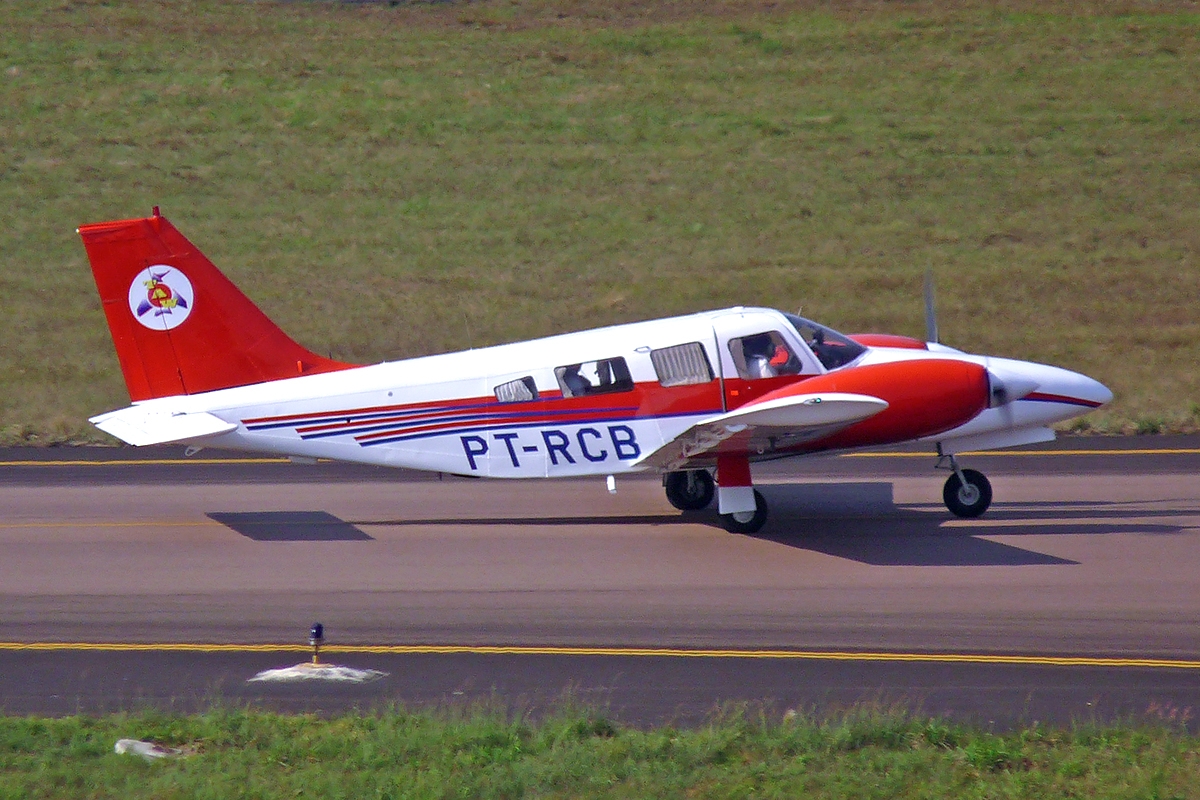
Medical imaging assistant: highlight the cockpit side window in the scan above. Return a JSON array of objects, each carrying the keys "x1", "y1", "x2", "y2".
[
  {"x1": 784, "y1": 313, "x2": 866, "y2": 370},
  {"x1": 555, "y1": 357, "x2": 634, "y2": 398},
  {"x1": 727, "y1": 331, "x2": 804, "y2": 380}
]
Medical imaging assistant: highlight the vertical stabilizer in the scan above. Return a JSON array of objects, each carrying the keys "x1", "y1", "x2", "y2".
[{"x1": 79, "y1": 210, "x2": 356, "y2": 401}]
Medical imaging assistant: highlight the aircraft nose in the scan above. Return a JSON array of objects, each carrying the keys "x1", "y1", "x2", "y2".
[
  {"x1": 986, "y1": 358, "x2": 1112, "y2": 412},
  {"x1": 1078, "y1": 373, "x2": 1113, "y2": 407},
  {"x1": 1042, "y1": 365, "x2": 1113, "y2": 409}
]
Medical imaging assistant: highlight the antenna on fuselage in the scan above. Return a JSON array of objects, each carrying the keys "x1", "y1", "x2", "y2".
[
  {"x1": 923, "y1": 267, "x2": 939, "y2": 345},
  {"x1": 462, "y1": 311, "x2": 474, "y2": 350}
]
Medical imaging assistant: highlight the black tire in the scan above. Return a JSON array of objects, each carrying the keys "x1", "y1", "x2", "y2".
[
  {"x1": 664, "y1": 470, "x2": 715, "y2": 511},
  {"x1": 722, "y1": 490, "x2": 768, "y2": 534},
  {"x1": 943, "y1": 469, "x2": 993, "y2": 518}
]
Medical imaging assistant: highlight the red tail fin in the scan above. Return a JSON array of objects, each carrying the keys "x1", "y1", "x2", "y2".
[{"x1": 79, "y1": 210, "x2": 356, "y2": 401}]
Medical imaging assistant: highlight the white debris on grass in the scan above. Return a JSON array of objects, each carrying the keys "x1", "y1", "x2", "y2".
[
  {"x1": 248, "y1": 662, "x2": 388, "y2": 684},
  {"x1": 114, "y1": 739, "x2": 185, "y2": 760}
]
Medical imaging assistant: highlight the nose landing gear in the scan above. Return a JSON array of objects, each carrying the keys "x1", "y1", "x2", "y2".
[{"x1": 937, "y1": 451, "x2": 992, "y2": 518}]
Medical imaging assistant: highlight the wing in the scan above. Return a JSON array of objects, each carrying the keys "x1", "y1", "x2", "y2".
[
  {"x1": 89, "y1": 406, "x2": 236, "y2": 446},
  {"x1": 635, "y1": 392, "x2": 888, "y2": 472}
]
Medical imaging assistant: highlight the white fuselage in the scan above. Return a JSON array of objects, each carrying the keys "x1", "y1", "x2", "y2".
[{"x1": 107, "y1": 307, "x2": 1112, "y2": 477}]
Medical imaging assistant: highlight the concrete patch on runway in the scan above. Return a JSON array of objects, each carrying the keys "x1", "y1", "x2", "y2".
[{"x1": 207, "y1": 511, "x2": 373, "y2": 541}]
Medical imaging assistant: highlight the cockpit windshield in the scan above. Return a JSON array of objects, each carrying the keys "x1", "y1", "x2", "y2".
[{"x1": 784, "y1": 313, "x2": 867, "y2": 370}]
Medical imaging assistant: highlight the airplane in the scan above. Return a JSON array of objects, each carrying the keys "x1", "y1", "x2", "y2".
[{"x1": 79, "y1": 208, "x2": 1112, "y2": 533}]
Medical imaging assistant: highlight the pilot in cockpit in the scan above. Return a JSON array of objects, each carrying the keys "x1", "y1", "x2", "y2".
[{"x1": 742, "y1": 334, "x2": 779, "y2": 379}]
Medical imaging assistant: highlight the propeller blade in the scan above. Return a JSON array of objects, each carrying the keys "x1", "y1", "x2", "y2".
[
  {"x1": 987, "y1": 369, "x2": 1039, "y2": 409},
  {"x1": 986, "y1": 364, "x2": 1040, "y2": 429},
  {"x1": 924, "y1": 268, "x2": 939, "y2": 344}
]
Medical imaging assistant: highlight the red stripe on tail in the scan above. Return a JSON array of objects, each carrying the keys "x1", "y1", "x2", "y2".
[{"x1": 79, "y1": 211, "x2": 357, "y2": 401}]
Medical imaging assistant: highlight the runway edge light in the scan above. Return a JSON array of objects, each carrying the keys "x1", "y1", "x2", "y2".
[
  {"x1": 310, "y1": 622, "x2": 324, "y2": 665},
  {"x1": 247, "y1": 623, "x2": 387, "y2": 684}
]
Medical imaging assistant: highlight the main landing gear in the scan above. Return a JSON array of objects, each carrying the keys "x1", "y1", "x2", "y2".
[
  {"x1": 663, "y1": 469, "x2": 715, "y2": 511},
  {"x1": 721, "y1": 489, "x2": 768, "y2": 534},
  {"x1": 663, "y1": 467, "x2": 769, "y2": 534},
  {"x1": 937, "y1": 452, "x2": 993, "y2": 518}
]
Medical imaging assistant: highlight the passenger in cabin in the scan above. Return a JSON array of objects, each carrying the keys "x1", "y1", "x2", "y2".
[{"x1": 560, "y1": 364, "x2": 591, "y2": 397}]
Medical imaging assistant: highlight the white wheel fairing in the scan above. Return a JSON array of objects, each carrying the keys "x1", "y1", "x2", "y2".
[
  {"x1": 128, "y1": 265, "x2": 193, "y2": 330},
  {"x1": 722, "y1": 489, "x2": 768, "y2": 533}
]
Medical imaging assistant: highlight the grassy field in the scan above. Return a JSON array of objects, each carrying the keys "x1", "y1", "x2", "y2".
[
  {"x1": 1, "y1": 1, "x2": 1198, "y2": 443},
  {"x1": 2, "y1": 706, "x2": 1199, "y2": 799}
]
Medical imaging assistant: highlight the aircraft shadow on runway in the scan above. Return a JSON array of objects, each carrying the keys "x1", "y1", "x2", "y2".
[
  {"x1": 207, "y1": 511, "x2": 374, "y2": 541},
  {"x1": 919, "y1": 499, "x2": 1196, "y2": 523},
  {"x1": 336, "y1": 481, "x2": 1188, "y2": 567},
  {"x1": 205, "y1": 483, "x2": 1189, "y2": 565},
  {"x1": 748, "y1": 483, "x2": 1187, "y2": 567}
]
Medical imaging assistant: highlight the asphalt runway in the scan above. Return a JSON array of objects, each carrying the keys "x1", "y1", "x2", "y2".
[{"x1": 2, "y1": 438, "x2": 1199, "y2": 727}]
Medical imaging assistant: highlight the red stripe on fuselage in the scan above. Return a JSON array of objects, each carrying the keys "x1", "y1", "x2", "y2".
[
  {"x1": 244, "y1": 381, "x2": 725, "y2": 438},
  {"x1": 1024, "y1": 391, "x2": 1103, "y2": 408},
  {"x1": 353, "y1": 407, "x2": 641, "y2": 442},
  {"x1": 244, "y1": 395, "x2": 483, "y2": 427}
]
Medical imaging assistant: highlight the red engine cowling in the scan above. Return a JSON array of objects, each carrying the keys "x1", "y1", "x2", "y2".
[
  {"x1": 847, "y1": 333, "x2": 929, "y2": 350},
  {"x1": 757, "y1": 359, "x2": 990, "y2": 452}
]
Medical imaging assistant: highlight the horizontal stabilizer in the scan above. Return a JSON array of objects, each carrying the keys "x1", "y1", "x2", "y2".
[
  {"x1": 89, "y1": 407, "x2": 236, "y2": 447},
  {"x1": 636, "y1": 392, "x2": 888, "y2": 471}
]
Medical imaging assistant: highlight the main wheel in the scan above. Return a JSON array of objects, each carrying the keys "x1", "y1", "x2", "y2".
[
  {"x1": 943, "y1": 469, "x2": 992, "y2": 518},
  {"x1": 664, "y1": 470, "x2": 715, "y2": 511},
  {"x1": 722, "y1": 490, "x2": 768, "y2": 534}
]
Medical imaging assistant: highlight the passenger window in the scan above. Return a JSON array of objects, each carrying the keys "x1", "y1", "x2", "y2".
[
  {"x1": 650, "y1": 342, "x2": 714, "y2": 387},
  {"x1": 728, "y1": 331, "x2": 803, "y2": 380},
  {"x1": 494, "y1": 376, "x2": 539, "y2": 403},
  {"x1": 555, "y1": 357, "x2": 634, "y2": 398}
]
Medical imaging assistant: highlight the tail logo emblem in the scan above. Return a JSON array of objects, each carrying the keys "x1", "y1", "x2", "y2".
[{"x1": 128, "y1": 265, "x2": 194, "y2": 330}]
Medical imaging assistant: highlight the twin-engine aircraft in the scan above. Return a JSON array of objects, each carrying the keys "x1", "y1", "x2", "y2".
[{"x1": 80, "y1": 209, "x2": 1111, "y2": 533}]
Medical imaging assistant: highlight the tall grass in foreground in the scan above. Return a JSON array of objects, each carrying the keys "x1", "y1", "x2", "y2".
[
  {"x1": 1, "y1": 705, "x2": 1198, "y2": 798},
  {"x1": 1, "y1": 1, "x2": 1198, "y2": 442}
]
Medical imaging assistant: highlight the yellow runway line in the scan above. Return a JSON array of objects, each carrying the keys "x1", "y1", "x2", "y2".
[{"x1": 1, "y1": 642, "x2": 1197, "y2": 669}]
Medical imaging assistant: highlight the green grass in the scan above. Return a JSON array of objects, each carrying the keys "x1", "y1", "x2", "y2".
[
  {"x1": 1, "y1": 1, "x2": 1198, "y2": 443},
  {"x1": 2, "y1": 705, "x2": 1199, "y2": 799}
]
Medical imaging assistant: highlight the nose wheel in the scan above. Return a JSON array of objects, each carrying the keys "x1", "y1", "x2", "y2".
[
  {"x1": 664, "y1": 469, "x2": 715, "y2": 511},
  {"x1": 939, "y1": 455, "x2": 992, "y2": 518}
]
